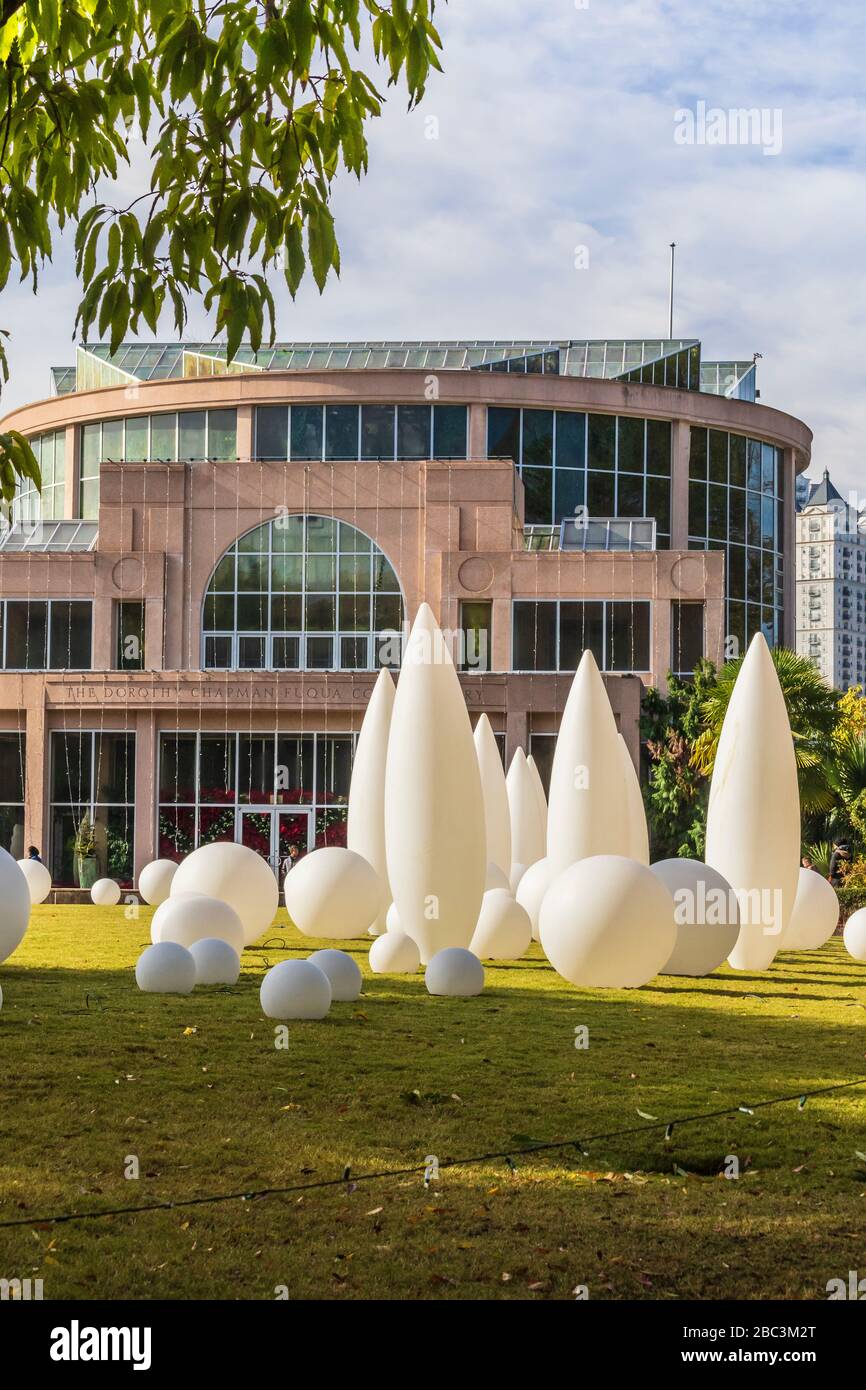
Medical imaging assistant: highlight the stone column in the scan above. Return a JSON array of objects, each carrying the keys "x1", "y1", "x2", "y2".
[
  {"x1": 669, "y1": 419, "x2": 691, "y2": 549},
  {"x1": 24, "y1": 684, "x2": 46, "y2": 858},
  {"x1": 133, "y1": 709, "x2": 157, "y2": 877}
]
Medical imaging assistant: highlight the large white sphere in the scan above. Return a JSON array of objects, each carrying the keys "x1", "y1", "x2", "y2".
[
  {"x1": 516, "y1": 856, "x2": 553, "y2": 943},
  {"x1": 91, "y1": 877, "x2": 121, "y2": 906},
  {"x1": 425, "y1": 947, "x2": 485, "y2": 997},
  {"x1": 260, "y1": 959, "x2": 331, "y2": 1019},
  {"x1": 189, "y1": 937, "x2": 241, "y2": 985},
  {"x1": 135, "y1": 941, "x2": 196, "y2": 994},
  {"x1": 284, "y1": 847, "x2": 384, "y2": 939},
  {"x1": 138, "y1": 858, "x2": 179, "y2": 906},
  {"x1": 368, "y1": 930, "x2": 420, "y2": 974},
  {"x1": 17, "y1": 858, "x2": 51, "y2": 905},
  {"x1": 470, "y1": 889, "x2": 532, "y2": 961},
  {"x1": 540, "y1": 855, "x2": 676, "y2": 988},
  {"x1": 783, "y1": 869, "x2": 839, "y2": 950},
  {"x1": 172, "y1": 841, "x2": 278, "y2": 946},
  {"x1": 485, "y1": 861, "x2": 510, "y2": 892},
  {"x1": 843, "y1": 909, "x2": 866, "y2": 962},
  {"x1": 151, "y1": 892, "x2": 245, "y2": 953},
  {"x1": 650, "y1": 859, "x2": 740, "y2": 977},
  {"x1": 509, "y1": 862, "x2": 528, "y2": 895},
  {"x1": 308, "y1": 948, "x2": 363, "y2": 1001}
]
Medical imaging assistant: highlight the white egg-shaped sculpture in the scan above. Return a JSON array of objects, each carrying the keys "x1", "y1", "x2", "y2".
[
  {"x1": 526, "y1": 754, "x2": 548, "y2": 840},
  {"x1": 172, "y1": 841, "x2": 278, "y2": 946},
  {"x1": 308, "y1": 948, "x2": 363, "y2": 1001},
  {"x1": 474, "y1": 714, "x2": 512, "y2": 877},
  {"x1": 17, "y1": 857, "x2": 51, "y2": 905},
  {"x1": 137, "y1": 858, "x2": 179, "y2": 907},
  {"x1": 783, "y1": 869, "x2": 839, "y2": 950},
  {"x1": 284, "y1": 846, "x2": 384, "y2": 939},
  {"x1": 843, "y1": 908, "x2": 866, "y2": 962},
  {"x1": 260, "y1": 959, "x2": 331, "y2": 1019},
  {"x1": 91, "y1": 877, "x2": 121, "y2": 906},
  {"x1": 385, "y1": 604, "x2": 487, "y2": 964},
  {"x1": 618, "y1": 735, "x2": 650, "y2": 865},
  {"x1": 425, "y1": 947, "x2": 485, "y2": 997},
  {"x1": 135, "y1": 941, "x2": 196, "y2": 994},
  {"x1": 189, "y1": 937, "x2": 241, "y2": 985},
  {"x1": 368, "y1": 929, "x2": 420, "y2": 974},
  {"x1": 485, "y1": 861, "x2": 510, "y2": 891},
  {"x1": 705, "y1": 635, "x2": 800, "y2": 971},
  {"x1": 650, "y1": 859, "x2": 740, "y2": 976},
  {"x1": 385, "y1": 901, "x2": 401, "y2": 933},
  {"x1": 516, "y1": 855, "x2": 553, "y2": 942},
  {"x1": 470, "y1": 889, "x2": 532, "y2": 961},
  {"x1": 0, "y1": 849, "x2": 33, "y2": 965},
  {"x1": 506, "y1": 748, "x2": 545, "y2": 870},
  {"x1": 152, "y1": 892, "x2": 245, "y2": 953},
  {"x1": 540, "y1": 854, "x2": 676, "y2": 988},
  {"x1": 347, "y1": 669, "x2": 395, "y2": 935},
  {"x1": 509, "y1": 862, "x2": 528, "y2": 895}
]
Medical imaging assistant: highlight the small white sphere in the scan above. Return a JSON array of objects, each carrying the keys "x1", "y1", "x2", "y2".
[
  {"x1": 515, "y1": 856, "x2": 553, "y2": 942},
  {"x1": 485, "y1": 861, "x2": 510, "y2": 891},
  {"x1": 91, "y1": 877, "x2": 121, "y2": 907},
  {"x1": 138, "y1": 859, "x2": 178, "y2": 906},
  {"x1": 843, "y1": 908, "x2": 866, "y2": 962},
  {"x1": 509, "y1": 862, "x2": 529, "y2": 895},
  {"x1": 386, "y1": 902, "x2": 401, "y2": 933},
  {"x1": 135, "y1": 941, "x2": 196, "y2": 994},
  {"x1": 17, "y1": 858, "x2": 51, "y2": 905},
  {"x1": 284, "y1": 847, "x2": 384, "y2": 939},
  {"x1": 260, "y1": 959, "x2": 331, "y2": 1019},
  {"x1": 308, "y1": 948, "x2": 363, "y2": 1001},
  {"x1": 151, "y1": 892, "x2": 245, "y2": 953},
  {"x1": 189, "y1": 937, "x2": 241, "y2": 985},
  {"x1": 784, "y1": 869, "x2": 839, "y2": 950},
  {"x1": 540, "y1": 855, "x2": 676, "y2": 989},
  {"x1": 172, "y1": 841, "x2": 279, "y2": 946},
  {"x1": 425, "y1": 947, "x2": 485, "y2": 997},
  {"x1": 368, "y1": 930, "x2": 420, "y2": 974},
  {"x1": 470, "y1": 889, "x2": 532, "y2": 960},
  {"x1": 650, "y1": 858, "x2": 740, "y2": 977}
]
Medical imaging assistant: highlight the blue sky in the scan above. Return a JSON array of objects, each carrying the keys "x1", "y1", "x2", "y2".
[{"x1": 3, "y1": 0, "x2": 866, "y2": 491}]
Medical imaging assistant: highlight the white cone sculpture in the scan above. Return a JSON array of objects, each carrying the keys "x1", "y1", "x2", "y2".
[
  {"x1": 347, "y1": 669, "x2": 395, "y2": 935},
  {"x1": 385, "y1": 604, "x2": 487, "y2": 965},
  {"x1": 516, "y1": 856, "x2": 552, "y2": 942},
  {"x1": 546, "y1": 651, "x2": 633, "y2": 875},
  {"x1": 526, "y1": 754, "x2": 548, "y2": 840},
  {"x1": 618, "y1": 735, "x2": 650, "y2": 865},
  {"x1": 473, "y1": 715, "x2": 512, "y2": 878},
  {"x1": 705, "y1": 634, "x2": 800, "y2": 971},
  {"x1": 506, "y1": 748, "x2": 545, "y2": 871},
  {"x1": 783, "y1": 869, "x2": 839, "y2": 951}
]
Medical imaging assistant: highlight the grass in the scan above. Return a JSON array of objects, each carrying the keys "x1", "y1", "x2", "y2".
[{"x1": 1, "y1": 905, "x2": 865, "y2": 1301}]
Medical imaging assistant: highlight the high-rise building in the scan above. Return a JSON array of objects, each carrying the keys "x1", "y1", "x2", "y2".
[{"x1": 796, "y1": 469, "x2": 866, "y2": 689}]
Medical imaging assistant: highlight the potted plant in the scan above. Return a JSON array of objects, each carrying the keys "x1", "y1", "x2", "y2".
[{"x1": 74, "y1": 813, "x2": 99, "y2": 890}]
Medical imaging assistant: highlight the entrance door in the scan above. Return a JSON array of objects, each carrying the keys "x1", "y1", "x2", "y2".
[{"x1": 238, "y1": 806, "x2": 313, "y2": 887}]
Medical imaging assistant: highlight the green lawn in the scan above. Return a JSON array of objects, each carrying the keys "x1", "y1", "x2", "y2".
[{"x1": 1, "y1": 905, "x2": 864, "y2": 1301}]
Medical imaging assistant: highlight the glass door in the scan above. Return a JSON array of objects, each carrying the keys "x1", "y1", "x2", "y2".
[{"x1": 237, "y1": 806, "x2": 312, "y2": 887}]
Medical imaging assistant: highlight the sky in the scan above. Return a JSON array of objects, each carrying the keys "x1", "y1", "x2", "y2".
[{"x1": 3, "y1": 0, "x2": 866, "y2": 492}]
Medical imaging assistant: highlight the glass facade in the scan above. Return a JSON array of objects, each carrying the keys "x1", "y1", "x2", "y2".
[
  {"x1": 50, "y1": 732, "x2": 135, "y2": 886},
  {"x1": 0, "y1": 732, "x2": 25, "y2": 857},
  {"x1": 254, "y1": 403, "x2": 467, "y2": 461},
  {"x1": 78, "y1": 410, "x2": 238, "y2": 518},
  {"x1": 0, "y1": 600, "x2": 91, "y2": 669},
  {"x1": 512, "y1": 600, "x2": 652, "y2": 672},
  {"x1": 14, "y1": 430, "x2": 65, "y2": 523}
]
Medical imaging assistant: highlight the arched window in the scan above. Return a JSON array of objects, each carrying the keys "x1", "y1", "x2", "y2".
[{"x1": 202, "y1": 514, "x2": 404, "y2": 671}]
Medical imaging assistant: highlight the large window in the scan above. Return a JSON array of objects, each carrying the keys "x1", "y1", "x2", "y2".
[
  {"x1": 202, "y1": 515, "x2": 404, "y2": 672},
  {"x1": 50, "y1": 732, "x2": 135, "y2": 886},
  {"x1": 79, "y1": 411, "x2": 238, "y2": 518},
  {"x1": 0, "y1": 600, "x2": 91, "y2": 669},
  {"x1": 0, "y1": 732, "x2": 25, "y2": 857},
  {"x1": 254, "y1": 402, "x2": 467, "y2": 461},
  {"x1": 671, "y1": 601, "x2": 705, "y2": 676},
  {"x1": 116, "y1": 601, "x2": 145, "y2": 670},
  {"x1": 14, "y1": 430, "x2": 65, "y2": 523},
  {"x1": 512, "y1": 600, "x2": 652, "y2": 672}
]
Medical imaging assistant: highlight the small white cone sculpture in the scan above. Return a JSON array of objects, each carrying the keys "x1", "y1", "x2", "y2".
[
  {"x1": 705, "y1": 634, "x2": 800, "y2": 971},
  {"x1": 526, "y1": 755, "x2": 548, "y2": 840},
  {"x1": 347, "y1": 669, "x2": 396, "y2": 935},
  {"x1": 506, "y1": 748, "x2": 545, "y2": 870},
  {"x1": 470, "y1": 889, "x2": 531, "y2": 960},
  {"x1": 546, "y1": 650, "x2": 633, "y2": 876},
  {"x1": 385, "y1": 603, "x2": 487, "y2": 965},
  {"x1": 783, "y1": 869, "x2": 839, "y2": 950},
  {"x1": 618, "y1": 735, "x2": 650, "y2": 865},
  {"x1": 473, "y1": 714, "x2": 512, "y2": 877}
]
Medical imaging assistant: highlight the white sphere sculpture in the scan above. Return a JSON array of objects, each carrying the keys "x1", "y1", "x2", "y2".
[
  {"x1": 426, "y1": 947, "x2": 485, "y2": 997},
  {"x1": 151, "y1": 892, "x2": 245, "y2": 953},
  {"x1": 17, "y1": 858, "x2": 51, "y2": 905},
  {"x1": 135, "y1": 941, "x2": 196, "y2": 994},
  {"x1": 485, "y1": 861, "x2": 510, "y2": 892},
  {"x1": 260, "y1": 959, "x2": 331, "y2": 1019},
  {"x1": 385, "y1": 901, "x2": 401, "y2": 933},
  {"x1": 516, "y1": 856, "x2": 553, "y2": 943},
  {"x1": 172, "y1": 841, "x2": 278, "y2": 946},
  {"x1": 308, "y1": 948, "x2": 363, "y2": 1001},
  {"x1": 843, "y1": 909, "x2": 866, "y2": 962},
  {"x1": 189, "y1": 937, "x2": 241, "y2": 985},
  {"x1": 470, "y1": 889, "x2": 532, "y2": 961},
  {"x1": 650, "y1": 859, "x2": 740, "y2": 976},
  {"x1": 783, "y1": 869, "x2": 839, "y2": 950},
  {"x1": 369, "y1": 930, "x2": 420, "y2": 974},
  {"x1": 0, "y1": 847, "x2": 29, "y2": 965},
  {"x1": 91, "y1": 877, "x2": 121, "y2": 906},
  {"x1": 138, "y1": 858, "x2": 179, "y2": 906},
  {"x1": 284, "y1": 847, "x2": 383, "y2": 939},
  {"x1": 540, "y1": 855, "x2": 676, "y2": 989}
]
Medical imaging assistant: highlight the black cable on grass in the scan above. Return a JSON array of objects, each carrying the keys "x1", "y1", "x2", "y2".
[{"x1": 2, "y1": 1076, "x2": 864, "y2": 1231}]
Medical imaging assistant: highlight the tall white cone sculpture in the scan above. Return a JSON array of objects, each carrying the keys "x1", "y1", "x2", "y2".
[
  {"x1": 705, "y1": 634, "x2": 800, "y2": 971},
  {"x1": 526, "y1": 755, "x2": 548, "y2": 841},
  {"x1": 506, "y1": 748, "x2": 545, "y2": 869},
  {"x1": 385, "y1": 603, "x2": 487, "y2": 964},
  {"x1": 473, "y1": 714, "x2": 512, "y2": 877},
  {"x1": 618, "y1": 734, "x2": 649, "y2": 865},
  {"x1": 546, "y1": 650, "x2": 632, "y2": 875},
  {"x1": 347, "y1": 669, "x2": 395, "y2": 935}
]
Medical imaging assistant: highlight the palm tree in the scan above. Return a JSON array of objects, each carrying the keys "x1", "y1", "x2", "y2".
[{"x1": 824, "y1": 731, "x2": 866, "y2": 845}]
